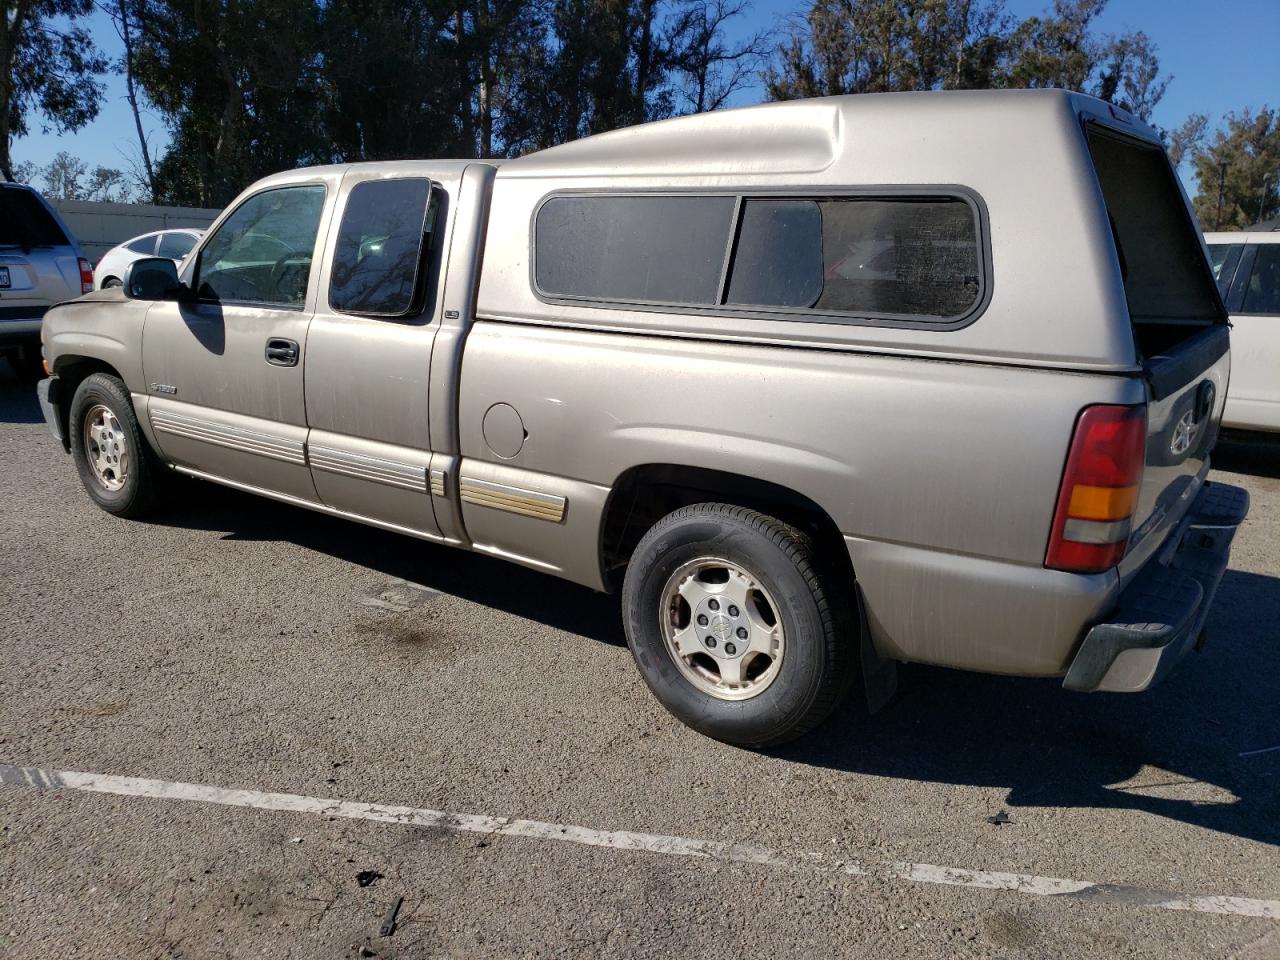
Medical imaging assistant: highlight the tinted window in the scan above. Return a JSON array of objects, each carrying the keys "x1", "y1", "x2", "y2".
[
  {"x1": 727, "y1": 197, "x2": 981, "y2": 319},
  {"x1": 330, "y1": 179, "x2": 435, "y2": 317},
  {"x1": 1206, "y1": 243, "x2": 1244, "y2": 297},
  {"x1": 1087, "y1": 129, "x2": 1221, "y2": 325},
  {"x1": 158, "y1": 232, "x2": 198, "y2": 259},
  {"x1": 197, "y1": 185, "x2": 325, "y2": 306},
  {"x1": 0, "y1": 187, "x2": 70, "y2": 246},
  {"x1": 536, "y1": 195, "x2": 735, "y2": 304},
  {"x1": 1241, "y1": 245, "x2": 1280, "y2": 314},
  {"x1": 127, "y1": 235, "x2": 158, "y2": 255},
  {"x1": 726, "y1": 200, "x2": 823, "y2": 308}
]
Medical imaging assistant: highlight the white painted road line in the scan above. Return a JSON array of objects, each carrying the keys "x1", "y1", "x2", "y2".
[{"x1": 3, "y1": 762, "x2": 1277, "y2": 921}]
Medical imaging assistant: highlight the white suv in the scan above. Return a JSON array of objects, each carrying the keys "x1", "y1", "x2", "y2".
[{"x1": 1205, "y1": 229, "x2": 1280, "y2": 432}]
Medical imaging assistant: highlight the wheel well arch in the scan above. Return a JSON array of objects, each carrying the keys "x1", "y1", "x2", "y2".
[
  {"x1": 50, "y1": 355, "x2": 125, "y2": 450},
  {"x1": 599, "y1": 463, "x2": 851, "y2": 592}
]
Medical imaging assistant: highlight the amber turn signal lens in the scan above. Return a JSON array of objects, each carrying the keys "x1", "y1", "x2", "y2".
[{"x1": 1066, "y1": 483, "x2": 1139, "y2": 522}]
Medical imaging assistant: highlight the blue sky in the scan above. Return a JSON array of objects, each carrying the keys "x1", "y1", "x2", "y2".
[{"x1": 12, "y1": 0, "x2": 1279, "y2": 199}]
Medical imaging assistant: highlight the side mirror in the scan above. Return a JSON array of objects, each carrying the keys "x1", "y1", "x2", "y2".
[{"x1": 122, "y1": 257, "x2": 184, "y2": 301}]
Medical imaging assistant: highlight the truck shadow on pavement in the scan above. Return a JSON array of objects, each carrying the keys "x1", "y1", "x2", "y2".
[
  {"x1": 782, "y1": 566, "x2": 1280, "y2": 848},
  {"x1": 1215, "y1": 432, "x2": 1280, "y2": 479},
  {"x1": 161, "y1": 480, "x2": 629, "y2": 648},
  {"x1": 172, "y1": 479, "x2": 1280, "y2": 848},
  {"x1": 0, "y1": 369, "x2": 43, "y2": 423}
]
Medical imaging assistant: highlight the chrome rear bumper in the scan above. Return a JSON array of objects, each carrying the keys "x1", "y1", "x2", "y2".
[{"x1": 1063, "y1": 481, "x2": 1249, "y2": 692}]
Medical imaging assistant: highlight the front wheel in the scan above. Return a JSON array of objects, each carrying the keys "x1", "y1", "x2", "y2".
[
  {"x1": 69, "y1": 373, "x2": 168, "y2": 518},
  {"x1": 622, "y1": 503, "x2": 857, "y2": 748}
]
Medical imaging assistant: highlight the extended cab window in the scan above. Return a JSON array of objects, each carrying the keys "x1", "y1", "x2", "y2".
[
  {"x1": 196, "y1": 185, "x2": 326, "y2": 307},
  {"x1": 726, "y1": 197, "x2": 981, "y2": 319},
  {"x1": 330, "y1": 178, "x2": 437, "y2": 318}
]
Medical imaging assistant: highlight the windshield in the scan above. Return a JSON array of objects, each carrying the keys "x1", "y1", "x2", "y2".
[{"x1": 0, "y1": 187, "x2": 71, "y2": 247}]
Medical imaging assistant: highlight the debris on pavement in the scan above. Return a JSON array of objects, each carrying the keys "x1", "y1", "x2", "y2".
[
  {"x1": 986, "y1": 810, "x2": 1012, "y2": 826},
  {"x1": 380, "y1": 896, "x2": 404, "y2": 937},
  {"x1": 356, "y1": 870, "x2": 384, "y2": 887}
]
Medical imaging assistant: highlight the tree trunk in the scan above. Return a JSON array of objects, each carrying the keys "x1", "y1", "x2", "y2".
[
  {"x1": 117, "y1": 0, "x2": 157, "y2": 201},
  {"x1": 635, "y1": 0, "x2": 656, "y2": 121},
  {"x1": 456, "y1": 5, "x2": 476, "y2": 157},
  {"x1": 193, "y1": 0, "x2": 244, "y2": 202},
  {"x1": 0, "y1": 0, "x2": 35, "y2": 182}
]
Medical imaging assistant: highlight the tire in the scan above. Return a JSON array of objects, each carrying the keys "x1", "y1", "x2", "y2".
[
  {"x1": 69, "y1": 373, "x2": 168, "y2": 518},
  {"x1": 622, "y1": 503, "x2": 857, "y2": 748},
  {"x1": 102, "y1": 277, "x2": 121, "y2": 289}
]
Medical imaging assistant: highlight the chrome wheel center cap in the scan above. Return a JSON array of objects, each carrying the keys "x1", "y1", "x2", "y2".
[{"x1": 708, "y1": 614, "x2": 733, "y2": 644}]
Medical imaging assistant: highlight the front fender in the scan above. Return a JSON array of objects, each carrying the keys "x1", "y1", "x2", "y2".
[{"x1": 43, "y1": 296, "x2": 150, "y2": 393}]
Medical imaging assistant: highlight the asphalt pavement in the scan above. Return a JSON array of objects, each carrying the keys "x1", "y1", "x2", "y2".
[{"x1": 1, "y1": 363, "x2": 1278, "y2": 959}]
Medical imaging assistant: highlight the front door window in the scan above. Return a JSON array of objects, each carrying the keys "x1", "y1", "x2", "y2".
[{"x1": 196, "y1": 185, "x2": 326, "y2": 307}]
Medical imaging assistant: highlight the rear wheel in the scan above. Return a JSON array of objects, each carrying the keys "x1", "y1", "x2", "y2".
[
  {"x1": 623, "y1": 503, "x2": 857, "y2": 748},
  {"x1": 70, "y1": 373, "x2": 168, "y2": 518},
  {"x1": 101, "y1": 277, "x2": 121, "y2": 289}
]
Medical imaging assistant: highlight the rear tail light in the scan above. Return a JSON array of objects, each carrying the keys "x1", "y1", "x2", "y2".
[
  {"x1": 78, "y1": 257, "x2": 94, "y2": 294},
  {"x1": 1045, "y1": 404, "x2": 1146, "y2": 573}
]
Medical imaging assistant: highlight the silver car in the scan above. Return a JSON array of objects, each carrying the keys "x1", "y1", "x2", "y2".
[
  {"x1": 36, "y1": 90, "x2": 1249, "y2": 747},
  {"x1": 0, "y1": 182, "x2": 92, "y2": 380}
]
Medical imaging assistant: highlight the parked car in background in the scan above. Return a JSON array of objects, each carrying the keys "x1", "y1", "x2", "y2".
[
  {"x1": 0, "y1": 182, "x2": 93, "y2": 381},
  {"x1": 94, "y1": 229, "x2": 204, "y2": 290},
  {"x1": 1205, "y1": 230, "x2": 1280, "y2": 432},
  {"x1": 36, "y1": 91, "x2": 1247, "y2": 747}
]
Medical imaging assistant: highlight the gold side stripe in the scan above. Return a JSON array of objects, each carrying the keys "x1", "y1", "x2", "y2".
[
  {"x1": 460, "y1": 478, "x2": 566, "y2": 522},
  {"x1": 429, "y1": 469, "x2": 447, "y2": 498}
]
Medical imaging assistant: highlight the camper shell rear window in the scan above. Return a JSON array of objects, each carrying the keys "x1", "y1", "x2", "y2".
[{"x1": 1085, "y1": 125, "x2": 1225, "y2": 356}]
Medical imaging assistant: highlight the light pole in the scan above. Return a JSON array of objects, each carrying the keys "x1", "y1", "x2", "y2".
[{"x1": 1260, "y1": 172, "x2": 1274, "y2": 225}]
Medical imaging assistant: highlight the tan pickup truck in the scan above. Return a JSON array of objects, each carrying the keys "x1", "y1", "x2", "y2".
[{"x1": 36, "y1": 90, "x2": 1248, "y2": 747}]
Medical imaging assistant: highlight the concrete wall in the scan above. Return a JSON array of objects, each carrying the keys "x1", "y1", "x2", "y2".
[{"x1": 51, "y1": 199, "x2": 223, "y2": 263}]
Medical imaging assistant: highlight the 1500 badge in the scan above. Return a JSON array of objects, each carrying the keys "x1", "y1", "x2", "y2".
[{"x1": 150, "y1": 383, "x2": 177, "y2": 395}]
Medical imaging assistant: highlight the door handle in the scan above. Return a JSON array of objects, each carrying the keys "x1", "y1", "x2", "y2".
[{"x1": 265, "y1": 337, "x2": 299, "y2": 367}]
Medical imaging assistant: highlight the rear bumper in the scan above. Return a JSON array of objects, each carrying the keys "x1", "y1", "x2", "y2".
[
  {"x1": 0, "y1": 318, "x2": 43, "y2": 346},
  {"x1": 1063, "y1": 481, "x2": 1249, "y2": 692}
]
